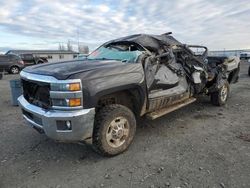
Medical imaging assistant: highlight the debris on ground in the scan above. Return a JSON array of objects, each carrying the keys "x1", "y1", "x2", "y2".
[
  {"x1": 220, "y1": 182, "x2": 225, "y2": 188},
  {"x1": 237, "y1": 133, "x2": 250, "y2": 142},
  {"x1": 104, "y1": 173, "x2": 111, "y2": 179}
]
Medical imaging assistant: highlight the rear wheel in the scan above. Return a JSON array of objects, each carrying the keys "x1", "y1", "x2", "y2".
[
  {"x1": 93, "y1": 104, "x2": 136, "y2": 156},
  {"x1": 210, "y1": 80, "x2": 230, "y2": 106},
  {"x1": 9, "y1": 66, "x2": 20, "y2": 74}
]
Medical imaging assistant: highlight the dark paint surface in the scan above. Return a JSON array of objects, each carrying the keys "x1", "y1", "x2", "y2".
[
  {"x1": 23, "y1": 59, "x2": 134, "y2": 80},
  {"x1": 23, "y1": 59, "x2": 146, "y2": 109}
]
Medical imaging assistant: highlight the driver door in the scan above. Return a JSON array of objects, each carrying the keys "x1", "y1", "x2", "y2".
[{"x1": 144, "y1": 51, "x2": 189, "y2": 112}]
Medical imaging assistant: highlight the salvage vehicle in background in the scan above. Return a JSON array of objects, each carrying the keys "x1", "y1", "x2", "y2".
[
  {"x1": 0, "y1": 54, "x2": 24, "y2": 74},
  {"x1": 248, "y1": 59, "x2": 250, "y2": 76},
  {"x1": 18, "y1": 33, "x2": 240, "y2": 156},
  {"x1": 19, "y1": 54, "x2": 48, "y2": 66},
  {"x1": 240, "y1": 52, "x2": 250, "y2": 60}
]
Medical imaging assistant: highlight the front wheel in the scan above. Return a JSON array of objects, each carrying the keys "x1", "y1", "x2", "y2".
[
  {"x1": 9, "y1": 66, "x2": 20, "y2": 74},
  {"x1": 210, "y1": 80, "x2": 230, "y2": 106},
  {"x1": 93, "y1": 104, "x2": 136, "y2": 156}
]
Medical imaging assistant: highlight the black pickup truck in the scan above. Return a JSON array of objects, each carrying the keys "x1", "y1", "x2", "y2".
[
  {"x1": 19, "y1": 54, "x2": 48, "y2": 66},
  {"x1": 18, "y1": 33, "x2": 240, "y2": 156}
]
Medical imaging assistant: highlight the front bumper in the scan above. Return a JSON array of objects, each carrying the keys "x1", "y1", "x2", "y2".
[{"x1": 18, "y1": 95, "x2": 95, "y2": 142}]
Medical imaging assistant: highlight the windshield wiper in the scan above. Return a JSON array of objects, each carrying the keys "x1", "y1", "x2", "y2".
[
  {"x1": 88, "y1": 58, "x2": 112, "y2": 60},
  {"x1": 88, "y1": 58, "x2": 127, "y2": 62}
]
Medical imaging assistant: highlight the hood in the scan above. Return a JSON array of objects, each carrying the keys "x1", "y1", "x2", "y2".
[{"x1": 23, "y1": 59, "x2": 128, "y2": 80}]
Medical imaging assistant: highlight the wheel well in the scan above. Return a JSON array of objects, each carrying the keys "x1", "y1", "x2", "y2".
[
  {"x1": 227, "y1": 67, "x2": 239, "y2": 83},
  {"x1": 10, "y1": 65, "x2": 19, "y2": 68},
  {"x1": 37, "y1": 60, "x2": 44, "y2": 64},
  {"x1": 9, "y1": 65, "x2": 20, "y2": 71},
  {"x1": 228, "y1": 72, "x2": 234, "y2": 83},
  {"x1": 96, "y1": 89, "x2": 142, "y2": 115}
]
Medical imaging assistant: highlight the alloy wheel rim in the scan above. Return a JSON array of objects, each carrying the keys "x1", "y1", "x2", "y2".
[
  {"x1": 220, "y1": 85, "x2": 228, "y2": 102},
  {"x1": 106, "y1": 116, "x2": 129, "y2": 148},
  {"x1": 12, "y1": 67, "x2": 18, "y2": 74}
]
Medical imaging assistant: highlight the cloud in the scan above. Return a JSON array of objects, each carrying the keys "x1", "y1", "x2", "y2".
[{"x1": 0, "y1": 0, "x2": 249, "y2": 51}]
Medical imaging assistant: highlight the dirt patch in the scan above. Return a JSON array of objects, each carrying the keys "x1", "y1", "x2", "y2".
[{"x1": 193, "y1": 113, "x2": 216, "y2": 120}]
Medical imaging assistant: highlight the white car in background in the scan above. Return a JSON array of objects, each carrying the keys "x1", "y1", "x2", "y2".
[
  {"x1": 240, "y1": 52, "x2": 250, "y2": 60},
  {"x1": 248, "y1": 59, "x2": 250, "y2": 76}
]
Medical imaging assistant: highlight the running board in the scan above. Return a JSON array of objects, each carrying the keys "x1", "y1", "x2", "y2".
[{"x1": 146, "y1": 97, "x2": 197, "y2": 120}]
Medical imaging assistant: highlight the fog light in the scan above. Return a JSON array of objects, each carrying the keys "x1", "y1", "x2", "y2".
[
  {"x1": 56, "y1": 120, "x2": 72, "y2": 131},
  {"x1": 66, "y1": 120, "x2": 71, "y2": 129}
]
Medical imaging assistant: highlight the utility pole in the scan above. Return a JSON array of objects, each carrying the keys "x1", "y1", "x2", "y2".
[{"x1": 77, "y1": 27, "x2": 80, "y2": 52}]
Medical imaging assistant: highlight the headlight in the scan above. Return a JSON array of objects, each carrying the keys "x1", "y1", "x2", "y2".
[
  {"x1": 51, "y1": 82, "x2": 81, "y2": 91},
  {"x1": 52, "y1": 98, "x2": 82, "y2": 107},
  {"x1": 68, "y1": 83, "x2": 81, "y2": 91},
  {"x1": 50, "y1": 81, "x2": 83, "y2": 109},
  {"x1": 68, "y1": 98, "x2": 81, "y2": 106}
]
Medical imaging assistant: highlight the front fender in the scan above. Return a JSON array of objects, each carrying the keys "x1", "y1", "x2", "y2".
[
  {"x1": 69, "y1": 63, "x2": 145, "y2": 106},
  {"x1": 83, "y1": 71, "x2": 145, "y2": 107}
]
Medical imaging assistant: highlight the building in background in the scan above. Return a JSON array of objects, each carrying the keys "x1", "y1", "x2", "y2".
[
  {"x1": 209, "y1": 49, "x2": 250, "y2": 59},
  {"x1": 6, "y1": 50, "x2": 79, "y2": 63}
]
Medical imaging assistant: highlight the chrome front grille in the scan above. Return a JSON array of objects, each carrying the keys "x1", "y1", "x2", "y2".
[{"x1": 22, "y1": 79, "x2": 51, "y2": 109}]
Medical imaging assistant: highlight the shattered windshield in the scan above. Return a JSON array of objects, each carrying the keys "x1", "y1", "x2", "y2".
[{"x1": 87, "y1": 46, "x2": 143, "y2": 63}]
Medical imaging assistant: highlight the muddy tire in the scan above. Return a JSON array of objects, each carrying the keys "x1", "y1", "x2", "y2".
[
  {"x1": 93, "y1": 104, "x2": 136, "y2": 157},
  {"x1": 211, "y1": 80, "x2": 230, "y2": 106},
  {"x1": 9, "y1": 66, "x2": 20, "y2": 74}
]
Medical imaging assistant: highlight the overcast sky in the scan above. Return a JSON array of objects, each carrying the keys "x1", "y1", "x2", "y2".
[{"x1": 0, "y1": 0, "x2": 249, "y2": 52}]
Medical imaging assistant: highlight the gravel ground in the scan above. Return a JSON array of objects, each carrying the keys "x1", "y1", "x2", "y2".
[{"x1": 0, "y1": 61, "x2": 249, "y2": 188}]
